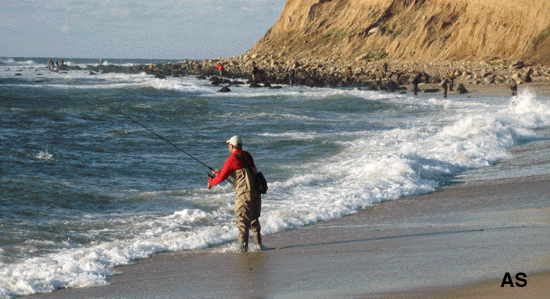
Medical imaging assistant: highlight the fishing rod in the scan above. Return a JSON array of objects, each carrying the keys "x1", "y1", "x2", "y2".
[{"x1": 95, "y1": 97, "x2": 214, "y2": 172}]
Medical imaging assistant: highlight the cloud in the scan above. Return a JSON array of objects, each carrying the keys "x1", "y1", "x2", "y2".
[{"x1": 111, "y1": 8, "x2": 130, "y2": 17}]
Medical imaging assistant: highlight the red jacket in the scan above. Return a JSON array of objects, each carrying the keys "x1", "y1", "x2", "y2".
[
  {"x1": 216, "y1": 64, "x2": 224, "y2": 71},
  {"x1": 208, "y1": 150, "x2": 254, "y2": 187}
]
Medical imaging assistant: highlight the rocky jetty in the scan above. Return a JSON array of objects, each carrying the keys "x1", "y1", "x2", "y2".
[{"x1": 62, "y1": 56, "x2": 550, "y2": 94}]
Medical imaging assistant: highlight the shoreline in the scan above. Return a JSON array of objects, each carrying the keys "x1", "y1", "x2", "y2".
[
  {"x1": 21, "y1": 77, "x2": 550, "y2": 299},
  {"x1": 28, "y1": 164, "x2": 550, "y2": 298}
]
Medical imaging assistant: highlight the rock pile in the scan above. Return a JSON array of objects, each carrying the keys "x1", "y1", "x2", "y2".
[{"x1": 65, "y1": 57, "x2": 550, "y2": 92}]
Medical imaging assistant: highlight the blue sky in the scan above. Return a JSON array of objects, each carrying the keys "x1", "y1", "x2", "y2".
[{"x1": 1, "y1": 0, "x2": 286, "y2": 59}]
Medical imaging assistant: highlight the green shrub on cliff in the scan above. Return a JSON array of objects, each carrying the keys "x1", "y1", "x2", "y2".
[{"x1": 534, "y1": 27, "x2": 550, "y2": 44}]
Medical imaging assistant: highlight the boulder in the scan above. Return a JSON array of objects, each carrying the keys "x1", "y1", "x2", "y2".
[
  {"x1": 383, "y1": 81, "x2": 400, "y2": 92},
  {"x1": 456, "y1": 83, "x2": 468, "y2": 94},
  {"x1": 397, "y1": 74, "x2": 412, "y2": 85},
  {"x1": 512, "y1": 61, "x2": 526, "y2": 69}
]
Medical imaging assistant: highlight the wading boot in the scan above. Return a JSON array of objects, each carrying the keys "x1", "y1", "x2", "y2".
[
  {"x1": 254, "y1": 233, "x2": 268, "y2": 251},
  {"x1": 238, "y1": 238, "x2": 248, "y2": 253}
]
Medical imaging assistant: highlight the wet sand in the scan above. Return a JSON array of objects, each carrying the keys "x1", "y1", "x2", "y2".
[
  {"x1": 28, "y1": 173, "x2": 550, "y2": 298},
  {"x1": 375, "y1": 272, "x2": 550, "y2": 298}
]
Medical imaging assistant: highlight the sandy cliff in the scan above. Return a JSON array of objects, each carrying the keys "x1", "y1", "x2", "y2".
[{"x1": 249, "y1": 0, "x2": 550, "y2": 64}]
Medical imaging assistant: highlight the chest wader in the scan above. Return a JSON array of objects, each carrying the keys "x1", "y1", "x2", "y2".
[{"x1": 232, "y1": 155, "x2": 262, "y2": 252}]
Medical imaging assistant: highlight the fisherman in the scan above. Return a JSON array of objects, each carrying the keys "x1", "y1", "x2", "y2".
[
  {"x1": 449, "y1": 69, "x2": 456, "y2": 91},
  {"x1": 412, "y1": 74, "x2": 421, "y2": 95},
  {"x1": 343, "y1": 66, "x2": 353, "y2": 78},
  {"x1": 508, "y1": 79, "x2": 518, "y2": 96},
  {"x1": 251, "y1": 63, "x2": 259, "y2": 83},
  {"x1": 215, "y1": 63, "x2": 224, "y2": 79},
  {"x1": 440, "y1": 78, "x2": 449, "y2": 98},
  {"x1": 207, "y1": 136, "x2": 264, "y2": 252},
  {"x1": 289, "y1": 68, "x2": 296, "y2": 86}
]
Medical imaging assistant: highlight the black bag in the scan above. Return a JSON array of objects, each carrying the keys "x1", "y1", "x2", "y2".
[
  {"x1": 255, "y1": 172, "x2": 268, "y2": 194},
  {"x1": 234, "y1": 153, "x2": 268, "y2": 194}
]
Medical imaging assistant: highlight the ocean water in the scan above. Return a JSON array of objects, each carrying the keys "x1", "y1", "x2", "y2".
[{"x1": 1, "y1": 57, "x2": 550, "y2": 298}]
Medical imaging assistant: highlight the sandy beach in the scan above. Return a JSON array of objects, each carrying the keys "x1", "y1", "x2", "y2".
[
  {"x1": 24, "y1": 83, "x2": 550, "y2": 299},
  {"x1": 28, "y1": 175, "x2": 550, "y2": 298},
  {"x1": 28, "y1": 153, "x2": 550, "y2": 297}
]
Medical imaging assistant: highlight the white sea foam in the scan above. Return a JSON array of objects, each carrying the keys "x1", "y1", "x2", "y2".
[
  {"x1": 2, "y1": 73, "x2": 549, "y2": 298},
  {"x1": 35, "y1": 150, "x2": 53, "y2": 161}
]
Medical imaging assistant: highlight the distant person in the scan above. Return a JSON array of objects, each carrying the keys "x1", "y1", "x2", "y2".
[
  {"x1": 208, "y1": 136, "x2": 265, "y2": 252},
  {"x1": 47, "y1": 58, "x2": 53, "y2": 71},
  {"x1": 343, "y1": 66, "x2": 352, "y2": 79},
  {"x1": 149, "y1": 63, "x2": 154, "y2": 74},
  {"x1": 508, "y1": 79, "x2": 518, "y2": 96},
  {"x1": 412, "y1": 74, "x2": 421, "y2": 95},
  {"x1": 383, "y1": 62, "x2": 389, "y2": 73},
  {"x1": 215, "y1": 63, "x2": 224, "y2": 79},
  {"x1": 449, "y1": 70, "x2": 456, "y2": 91},
  {"x1": 251, "y1": 64, "x2": 259, "y2": 83},
  {"x1": 289, "y1": 68, "x2": 296, "y2": 86},
  {"x1": 524, "y1": 68, "x2": 533, "y2": 83},
  {"x1": 440, "y1": 78, "x2": 449, "y2": 98}
]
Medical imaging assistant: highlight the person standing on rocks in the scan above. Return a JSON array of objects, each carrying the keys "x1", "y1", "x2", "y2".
[
  {"x1": 508, "y1": 79, "x2": 518, "y2": 96},
  {"x1": 383, "y1": 62, "x2": 389, "y2": 73},
  {"x1": 289, "y1": 68, "x2": 296, "y2": 86},
  {"x1": 343, "y1": 66, "x2": 352, "y2": 82},
  {"x1": 215, "y1": 63, "x2": 224, "y2": 80},
  {"x1": 251, "y1": 63, "x2": 259, "y2": 83},
  {"x1": 440, "y1": 78, "x2": 449, "y2": 98},
  {"x1": 449, "y1": 70, "x2": 456, "y2": 91},
  {"x1": 149, "y1": 63, "x2": 155, "y2": 74},
  {"x1": 412, "y1": 74, "x2": 421, "y2": 95},
  {"x1": 207, "y1": 136, "x2": 264, "y2": 252}
]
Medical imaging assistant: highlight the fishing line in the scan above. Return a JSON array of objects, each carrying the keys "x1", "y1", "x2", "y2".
[{"x1": 94, "y1": 96, "x2": 214, "y2": 172}]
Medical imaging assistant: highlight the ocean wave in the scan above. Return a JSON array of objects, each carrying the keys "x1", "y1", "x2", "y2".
[{"x1": 2, "y1": 73, "x2": 550, "y2": 298}]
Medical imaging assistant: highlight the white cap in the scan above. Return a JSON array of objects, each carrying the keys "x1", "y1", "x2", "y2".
[{"x1": 226, "y1": 135, "x2": 242, "y2": 147}]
